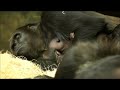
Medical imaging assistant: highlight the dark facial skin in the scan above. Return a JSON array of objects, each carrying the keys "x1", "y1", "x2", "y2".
[{"x1": 10, "y1": 23, "x2": 46, "y2": 60}]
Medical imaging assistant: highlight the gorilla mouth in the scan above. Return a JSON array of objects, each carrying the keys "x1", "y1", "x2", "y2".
[{"x1": 10, "y1": 42, "x2": 39, "y2": 60}]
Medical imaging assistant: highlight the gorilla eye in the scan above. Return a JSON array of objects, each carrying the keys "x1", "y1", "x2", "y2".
[{"x1": 14, "y1": 33, "x2": 21, "y2": 40}]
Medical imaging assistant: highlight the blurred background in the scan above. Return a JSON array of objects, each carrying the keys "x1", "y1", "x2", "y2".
[
  {"x1": 0, "y1": 11, "x2": 42, "y2": 51},
  {"x1": 0, "y1": 11, "x2": 120, "y2": 51}
]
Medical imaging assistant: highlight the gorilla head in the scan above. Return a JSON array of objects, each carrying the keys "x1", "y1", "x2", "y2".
[{"x1": 10, "y1": 23, "x2": 47, "y2": 60}]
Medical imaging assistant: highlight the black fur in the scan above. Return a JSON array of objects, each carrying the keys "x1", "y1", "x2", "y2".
[
  {"x1": 40, "y1": 11, "x2": 108, "y2": 43},
  {"x1": 55, "y1": 24, "x2": 120, "y2": 79},
  {"x1": 10, "y1": 11, "x2": 111, "y2": 71}
]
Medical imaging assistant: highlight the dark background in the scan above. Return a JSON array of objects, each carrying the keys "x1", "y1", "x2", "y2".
[{"x1": 0, "y1": 11, "x2": 120, "y2": 51}]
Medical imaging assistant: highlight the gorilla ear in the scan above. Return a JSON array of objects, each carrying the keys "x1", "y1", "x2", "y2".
[{"x1": 111, "y1": 24, "x2": 120, "y2": 38}]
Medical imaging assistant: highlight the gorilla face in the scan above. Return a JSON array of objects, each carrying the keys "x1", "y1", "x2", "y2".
[{"x1": 10, "y1": 24, "x2": 46, "y2": 60}]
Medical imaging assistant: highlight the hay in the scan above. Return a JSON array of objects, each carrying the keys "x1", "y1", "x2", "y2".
[{"x1": 0, "y1": 51, "x2": 57, "y2": 79}]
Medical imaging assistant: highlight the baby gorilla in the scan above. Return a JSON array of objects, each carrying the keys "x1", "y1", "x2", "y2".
[{"x1": 55, "y1": 24, "x2": 120, "y2": 79}]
